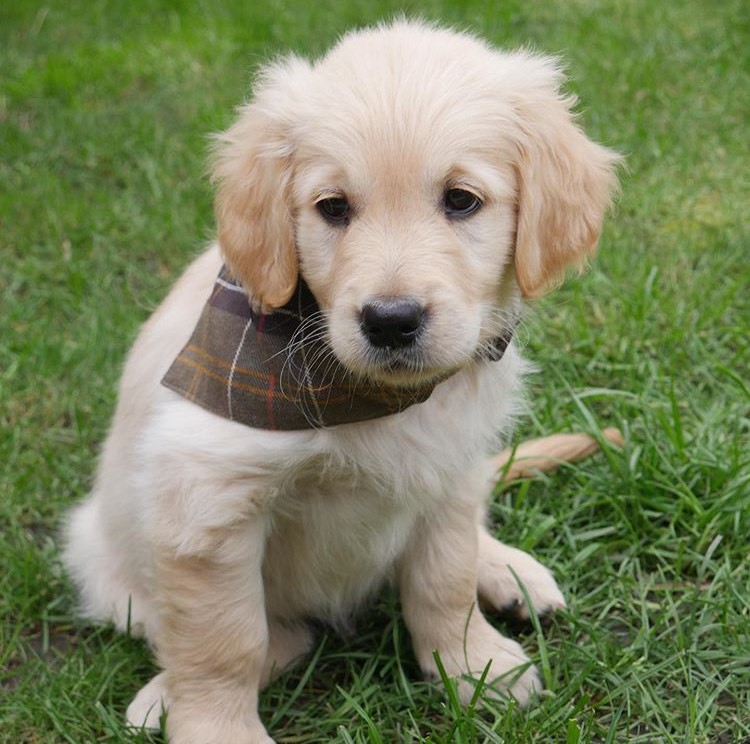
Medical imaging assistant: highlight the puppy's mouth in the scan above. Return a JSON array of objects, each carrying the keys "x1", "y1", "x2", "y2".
[{"x1": 359, "y1": 347, "x2": 450, "y2": 387}]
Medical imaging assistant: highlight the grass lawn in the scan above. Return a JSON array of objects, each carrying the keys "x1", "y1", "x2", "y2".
[{"x1": 2, "y1": 0, "x2": 749, "y2": 742}]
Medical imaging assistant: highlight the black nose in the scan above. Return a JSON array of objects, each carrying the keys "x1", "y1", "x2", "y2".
[{"x1": 360, "y1": 297, "x2": 425, "y2": 349}]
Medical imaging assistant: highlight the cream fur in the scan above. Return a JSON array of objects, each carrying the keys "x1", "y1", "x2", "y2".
[{"x1": 63, "y1": 20, "x2": 619, "y2": 744}]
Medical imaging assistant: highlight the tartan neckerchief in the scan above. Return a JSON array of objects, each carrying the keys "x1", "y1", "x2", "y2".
[{"x1": 161, "y1": 266, "x2": 515, "y2": 431}]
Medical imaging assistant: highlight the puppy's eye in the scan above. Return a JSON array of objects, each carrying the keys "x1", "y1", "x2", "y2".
[
  {"x1": 316, "y1": 197, "x2": 350, "y2": 225},
  {"x1": 443, "y1": 188, "x2": 482, "y2": 218}
]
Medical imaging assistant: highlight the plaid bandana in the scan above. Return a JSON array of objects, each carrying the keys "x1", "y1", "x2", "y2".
[{"x1": 161, "y1": 267, "x2": 515, "y2": 430}]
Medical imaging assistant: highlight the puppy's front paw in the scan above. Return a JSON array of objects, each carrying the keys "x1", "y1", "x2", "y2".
[
  {"x1": 167, "y1": 706, "x2": 275, "y2": 744},
  {"x1": 477, "y1": 531, "x2": 565, "y2": 619},
  {"x1": 422, "y1": 619, "x2": 540, "y2": 707}
]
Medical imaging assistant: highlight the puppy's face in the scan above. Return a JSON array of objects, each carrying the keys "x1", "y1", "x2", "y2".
[
  {"x1": 212, "y1": 23, "x2": 621, "y2": 386},
  {"x1": 291, "y1": 106, "x2": 518, "y2": 385}
]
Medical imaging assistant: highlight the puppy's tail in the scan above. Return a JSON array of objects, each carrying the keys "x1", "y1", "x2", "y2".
[{"x1": 492, "y1": 428, "x2": 623, "y2": 483}]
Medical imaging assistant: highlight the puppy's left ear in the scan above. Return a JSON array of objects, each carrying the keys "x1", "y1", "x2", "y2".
[
  {"x1": 508, "y1": 55, "x2": 623, "y2": 299},
  {"x1": 211, "y1": 57, "x2": 314, "y2": 310}
]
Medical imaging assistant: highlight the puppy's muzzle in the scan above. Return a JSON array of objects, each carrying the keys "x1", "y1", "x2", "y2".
[{"x1": 360, "y1": 297, "x2": 425, "y2": 349}]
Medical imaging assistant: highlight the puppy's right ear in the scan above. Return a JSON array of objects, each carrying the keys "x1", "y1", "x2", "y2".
[{"x1": 211, "y1": 57, "x2": 313, "y2": 311}]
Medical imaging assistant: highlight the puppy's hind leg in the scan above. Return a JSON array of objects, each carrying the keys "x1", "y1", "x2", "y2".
[
  {"x1": 62, "y1": 497, "x2": 156, "y2": 638},
  {"x1": 261, "y1": 620, "x2": 315, "y2": 688},
  {"x1": 479, "y1": 428, "x2": 624, "y2": 618},
  {"x1": 126, "y1": 671, "x2": 169, "y2": 731},
  {"x1": 476, "y1": 526, "x2": 565, "y2": 620}
]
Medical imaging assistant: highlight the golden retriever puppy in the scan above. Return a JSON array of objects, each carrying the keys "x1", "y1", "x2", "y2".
[{"x1": 63, "y1": 20, "x2": 620, "y2": 744}]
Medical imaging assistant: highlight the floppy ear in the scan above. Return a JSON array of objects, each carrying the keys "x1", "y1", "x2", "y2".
[
  {"x1": 508, "y1": 56, "x2": 622, "y2": 299},
  {"x1": 211, "y1": 57, "x2": 313, "y2": 310}
]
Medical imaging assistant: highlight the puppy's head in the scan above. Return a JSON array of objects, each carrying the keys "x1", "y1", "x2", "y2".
[{"x1": 212, "y1": 21, "x2": 621, "y2": 386}]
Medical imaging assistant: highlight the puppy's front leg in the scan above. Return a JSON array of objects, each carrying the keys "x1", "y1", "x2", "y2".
[
  {"x1": 399, "y1": 492, "x2": 540, "y2": 706},
  {"x1": 154, "y1": 518, "x2": 274, "y2": 744}
]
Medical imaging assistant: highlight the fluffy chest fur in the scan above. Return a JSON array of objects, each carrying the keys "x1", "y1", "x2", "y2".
[
  {"x1": 264, "y1": 354, "x2": 524, "y2": 622},
  {"x1": 143, "y1": 348, "x2": 525, "y2": 624}
]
